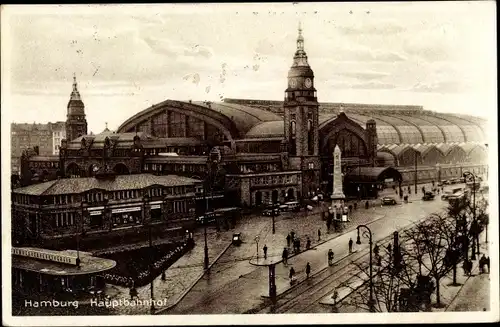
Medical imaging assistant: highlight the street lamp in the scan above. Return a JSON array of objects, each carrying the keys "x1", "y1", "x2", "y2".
[
  {"x1": 356, "y1": 224, "x2": 375, "y2": 312},
  {"x1": 463, "y1": 171, "x2": 478, "y2": 260},
  {"x1": 269, "y1": 201, "x2": 276, "y2": 234},
  {"x1": 203, "y1": 187, "x2": 210, "y2": 270},
  {"x1": 255, "y1": 236, "x2": 260, "y2": 261},
  {"x1": 143, "y1": 194, "x2": 155, "y2": 313}
]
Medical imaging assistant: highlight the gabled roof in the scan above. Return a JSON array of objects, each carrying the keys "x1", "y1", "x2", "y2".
[{"x1": 13, "y1": 174, "x2": 202, "y2": 196}]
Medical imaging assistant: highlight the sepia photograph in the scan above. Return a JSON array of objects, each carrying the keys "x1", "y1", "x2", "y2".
[{"x1": 1, "y1": 2, "x2": 498, "y2": 325}]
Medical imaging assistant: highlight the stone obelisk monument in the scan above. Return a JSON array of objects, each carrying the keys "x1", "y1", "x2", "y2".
[{"x1": 331, "y1": 145, "x2": 345, "y2": 216}]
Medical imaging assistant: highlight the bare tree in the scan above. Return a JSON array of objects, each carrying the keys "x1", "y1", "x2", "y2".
[
  {"x1": 341, "y1": 239, "x2": 420, "y2": 312},
  {"x1": 401, "y1": 216, "x2": 451, "y2": 308}
]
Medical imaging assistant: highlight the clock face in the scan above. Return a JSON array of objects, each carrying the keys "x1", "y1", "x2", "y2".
[
  {"x1": 305, "y1": 78, "x2": 312, "y2": 88},
  {"x1": 290, "y1": 79, "x2": 297, "y2": 88}
]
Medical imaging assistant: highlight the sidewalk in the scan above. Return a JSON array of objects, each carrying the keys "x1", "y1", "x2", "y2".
[
  {"x1": 444, "y1": 233, "x2": 491, "y2": 312},
  {"x1": 101, "y1": 229, "x2": 232, "y2": 315},
  {"x1": 333, "y1": 229, "x2": 491, "y2": 313},
  {"x1": 102, "y1": 180, "x2": 441, "y2": 315}
]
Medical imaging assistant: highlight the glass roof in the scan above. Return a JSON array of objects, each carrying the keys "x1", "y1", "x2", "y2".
[
  {"x1": 418, "y1": 125, "x2": 445, "y2": 143},
  {"x1": 460, "y1": 125, "x2": 484, "y2": 142},
  {"x1": 376, "y1": 125, "x2": 401, "y2": 144}
]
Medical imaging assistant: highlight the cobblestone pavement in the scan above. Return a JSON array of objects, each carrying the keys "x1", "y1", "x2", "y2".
[
  {"x1": 96, "y1": 181, "x2": 457, "y2": 315},
  {"x1": 101, "y1": 230, "x2": 232, "y2": 315},
  {"x1": 165, "y1": 185, "x2": 449, "y2": 314}
]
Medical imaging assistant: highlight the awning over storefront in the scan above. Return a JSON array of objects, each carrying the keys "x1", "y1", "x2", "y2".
[{"x1": 345, "y1": 167, "x2": 402, "y2": 184}]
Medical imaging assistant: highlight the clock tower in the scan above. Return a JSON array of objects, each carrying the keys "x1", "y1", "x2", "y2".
[
  {"x1": 283, "y1": 23, "x2": 321, "y2": 198},
  {"x1": 66, "y1": 74, "x2": 88, "y2": 142}
]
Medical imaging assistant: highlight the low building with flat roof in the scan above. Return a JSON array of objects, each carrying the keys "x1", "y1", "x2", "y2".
[{"x1": 12, "y1": 247, "x2": 116, "y2": 301}]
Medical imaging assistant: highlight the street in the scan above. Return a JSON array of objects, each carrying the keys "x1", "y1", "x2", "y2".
[{"x1": 165, "y1": 187, "x2": 450, "y2": 314}]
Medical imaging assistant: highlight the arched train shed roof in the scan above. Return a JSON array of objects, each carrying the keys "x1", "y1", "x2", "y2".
[{"x1": 116, "y1": 99, "x2": 487, "y2": 145}]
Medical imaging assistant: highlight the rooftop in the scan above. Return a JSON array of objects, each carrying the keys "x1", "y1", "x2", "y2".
[
  {"x1": 13, "y1": 174, "x2": 202, "y2": 196},
  {"x1": 12, "y1": 247, "x2": 116, "y2": 276}
]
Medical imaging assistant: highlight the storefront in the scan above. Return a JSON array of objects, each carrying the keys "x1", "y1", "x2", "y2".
[
  {"x1": 12, "y1": 247, "x2": 116, "y2": 299},
  {"x1": 111, "y1": 206, "x2": 142, "y2": 227},
  {"x1": 150, "y1": 201, "x2": 163, "y2": 221},
  {"x1": 88, "y1": 206, "x2": 105, "y2": 229}
]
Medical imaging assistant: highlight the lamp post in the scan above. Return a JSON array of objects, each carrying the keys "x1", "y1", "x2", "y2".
[
  {"x1": 143, "y1": 194, "x2": 155, "y2": 313},
  {"x1": 414, "y1": 151, "x2": 418, "y2": 194},
  {"x1": 269, "y1": 201, "x2": 276, "y2": 234},
  {"x1": 77, "y1": 199, "x2": 86, "y2": 268},
  {"x1": 463, "y1": 171, "x2": 478, "y2": 260},
  {"x1": 203, "y1": 186, "x2": 210, "y2": 270},
  {"x1": 356, "y1": 224, "x2": 375, "y2": 312},
  {"x1": 255, "y1": 236, "x2": 260, "y2": 261}
]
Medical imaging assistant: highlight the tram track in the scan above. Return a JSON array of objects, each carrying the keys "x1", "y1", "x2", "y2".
[{"x1": 258, "y1": 214, "x2": 433, "y2": 314}]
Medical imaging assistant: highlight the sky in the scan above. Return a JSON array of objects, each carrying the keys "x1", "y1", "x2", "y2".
[{"x1": 1, "y1": 2, "x2": 497, "y2": 134}]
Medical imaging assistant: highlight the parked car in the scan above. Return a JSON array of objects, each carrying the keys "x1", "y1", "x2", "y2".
[
  {"x1": 278, "y1": 204, "x2": 289, "y2": 212},
  {"x1": 441, "y1": 191, "x2": 453, "y2": 200},
  {"x1": 262, "y1": 208, "x2": 280, "y2": 216},
  {"x1": 196, "y1": 213, "x2": 217, "y2": 225},
  {"x1": 381, "y1": 197, "x2": 397, "y2": 205},
  {"x1": 284, "y1": 201, "x2": 301, "y2": 212},
  {"x1": 232, "y1": 233, "x2": 242, "y2": 246},
  {"x1": 422, "y1": 191, "x2": 435, "y2": 201}
]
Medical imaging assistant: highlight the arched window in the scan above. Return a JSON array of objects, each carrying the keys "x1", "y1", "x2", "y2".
[
  {"x1": 290, "y1": 121, "x2": 297, "y2": 155},
  {"x1": 307, "y1": 119, "x2": 314, "y2": 155}
]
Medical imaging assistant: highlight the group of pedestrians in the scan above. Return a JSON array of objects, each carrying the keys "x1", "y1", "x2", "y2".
[
  {"x1": 288, "y1": 262, "x2": 312, "y2": 285},
  {"x1": 286, "y1": 230, "x2": 309, "y2": 254}
]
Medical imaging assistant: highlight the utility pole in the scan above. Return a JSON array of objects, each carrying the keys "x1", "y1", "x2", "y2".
[{"x1": 414, "y1": 152, "x2": 418, "y2": 194}]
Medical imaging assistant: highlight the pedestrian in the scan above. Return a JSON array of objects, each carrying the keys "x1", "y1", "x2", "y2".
[
  {"x1": 130, "y1": 286, "x2": 138, "y2": 300},
  {"x1": 263, "y1": 244, "x2": 268, "y2": 260},
  {"x1": 286, "y1": 234, "x2": 291, "y2": 247},
  {"x1": 463, "y1": 260, "x2": 471, "y2": 276},
  {"x1": 328, "y1": 249, "x2": 333, "y2": 266},
  {"x1": 306, "y1": 237, "x2": 311, "y2": 250},
  {"x1": 479, "y1": 255, "x2": 486, "y2": 274},
  {"x1": 348, "y1": 204, "x2": 353, "y2": 214},
  {"x1": 365, "y1": 201, "x2": 369, "y2": 209},
  {"x1": 486, "y1": 256, "x2": 490, "y2": 273},
  {"x1": 387, "y1": 243, "x2": 392, "y2": 255},
  {"x1": 282, "y1": 247, "x2": 288, "y2": 266},
  {"x1": 349, "y1": 238, "x2": 353, "y2": 253},
  {"x1": 297, "y1": 238, "x2": 301, "y2": 252},
  {"x1": 291, "y1": 231, "x2": 295, "y2": 241},
  {"x1": 354, "y1": 202, "x2": 357, "y2": 210},
  {"x1": 161, "y1": 270, "x2": 166, "y2": 281},
  {"x1": 373, "y1": 244, "x2": 380, "y2": 256},
  {"x1": 318, "y1": 229, "x2": 321, "y2": 241},
  {"x1": 306, "y1": 262, "x2": 311, "y2": 278},
  {"x1": 289, "y1": 266, "x2": 296, "y2": 284}
]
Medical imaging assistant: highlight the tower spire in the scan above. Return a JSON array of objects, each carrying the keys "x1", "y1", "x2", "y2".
[
  {"x1": 70, "y1": 73, "x2": 81, "y2": 101},
  {"x1": 297, "y1": 21, "x2": 304, "y2": 51}
]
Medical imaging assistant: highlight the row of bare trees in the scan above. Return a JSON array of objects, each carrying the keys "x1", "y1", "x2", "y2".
[{"x1": 340, "y1": 192, "x2": 488, "y2": 312}]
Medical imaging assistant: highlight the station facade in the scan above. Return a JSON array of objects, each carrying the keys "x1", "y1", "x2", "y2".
[{"x1": 18, "y1": 26, "x2": 488, "y2": 210}]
